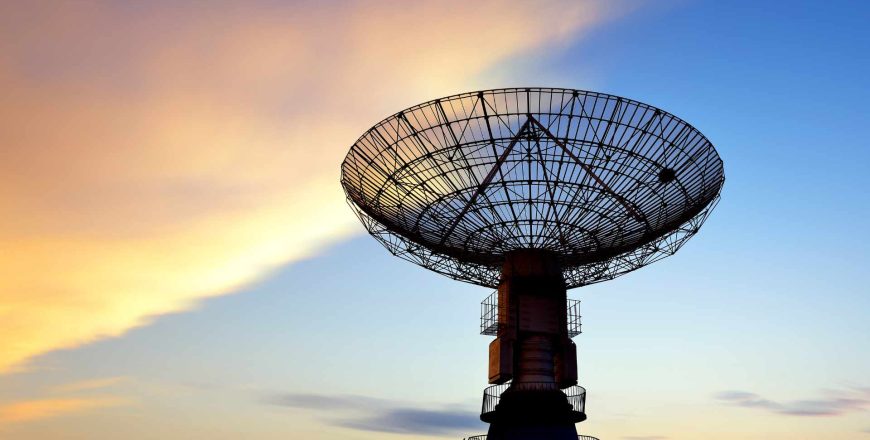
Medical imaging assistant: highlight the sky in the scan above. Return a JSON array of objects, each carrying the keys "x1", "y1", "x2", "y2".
[{"x1": 0, "y1": 1, "x2": 868, "y2": 439}]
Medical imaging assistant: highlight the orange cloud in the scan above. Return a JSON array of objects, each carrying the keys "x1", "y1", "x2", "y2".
[
  {"x1": 0, "y1": 397, "x2": 130, "y2": 424},
  {"x1": 0, "y1": 1, "x2": 632, "y2": 373}
]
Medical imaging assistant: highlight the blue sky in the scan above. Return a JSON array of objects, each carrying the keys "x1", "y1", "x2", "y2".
[{"x1": 1, "y1": 1, "x2": 868, "y2": 439}]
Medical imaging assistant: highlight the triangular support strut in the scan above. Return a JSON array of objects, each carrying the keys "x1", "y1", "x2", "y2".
[{"x1": 439, "y1": 114, "x2": 651, "y2": 246}]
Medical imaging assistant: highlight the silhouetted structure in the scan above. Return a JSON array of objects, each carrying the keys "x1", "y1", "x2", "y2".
[{"x1": 341, "y1": 88, "x2": 724, "y2": 440}]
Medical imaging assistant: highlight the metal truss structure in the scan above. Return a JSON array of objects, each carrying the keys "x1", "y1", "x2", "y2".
[{"x1": 341, "y1": 88, "x2": 724, "y2": 288}]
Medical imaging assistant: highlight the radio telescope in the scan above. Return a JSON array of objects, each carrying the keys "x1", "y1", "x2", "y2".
[{"x1": 341, "y1": 87, "x2": 724, "y2": 440}]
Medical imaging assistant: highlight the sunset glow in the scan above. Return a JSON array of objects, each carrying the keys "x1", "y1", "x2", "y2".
[{"x1": 1, "y1": 1, "x2": 868, "y2": 439}]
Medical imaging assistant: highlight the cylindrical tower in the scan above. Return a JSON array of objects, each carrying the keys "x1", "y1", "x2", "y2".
[{"x1": 485, "y1": 250, "x2": 582, "y2": 439}]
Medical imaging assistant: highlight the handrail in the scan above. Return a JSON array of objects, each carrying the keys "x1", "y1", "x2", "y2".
[
  {"x1": 481, "y1": 382, "x2": 586, "y2": 416},
  {"x1": 480, "y1": 293, "x2": 582, "y2": 337},
  {"x1": 480, "y1": 290, "x2": 499, "y2": 335},
  {"x1": 463, "y1": 436, "x2": 599, "y2": 440}
]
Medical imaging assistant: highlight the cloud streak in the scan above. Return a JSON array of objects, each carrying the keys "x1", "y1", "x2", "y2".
[
  {"x1": 0, "y1": 376, "x2": 131, "y2": 427},
  {"x1": 340, "y1": 408, "x2": 482, "y2": 435},
  {"x1": 0, "y1": 0, "x2": 631, "y2": 374},
  {"x1": 714, "y1": 387, "x2": 870, "y2": 417},
  {"x1": 622, "y1": 436, "x2": 668, "y2": 440},
  {"x1": 266, "y1": 392, "x2": 483, "y2": 436},
  {"x1": 49, "y1": 376, "x2": 127, "y2": 394},
  {"x1": 0, "y1": 397, "x2": 129, "y2": 425}
]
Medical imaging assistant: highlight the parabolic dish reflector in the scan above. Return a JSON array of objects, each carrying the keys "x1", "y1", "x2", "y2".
[{"x1": 341, "y1": 88, "x2": 724, "y2": 288}]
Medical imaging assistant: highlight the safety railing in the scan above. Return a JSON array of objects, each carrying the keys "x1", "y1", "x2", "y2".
[
  {"x1": 463, "y1": 436, "x2": 599, "y2": 440},
  {"x1": 567, "y1": 298, "x2": 582, "y2": 337},
  {"x1": 480, "y1": 292, "x2": 582, "y2": 337},
  {"x1": 481, "y1": 382, "x2": 586, "y2": 417},
  {"x1": 481, "y1": 290, "x2": 499, "y2": 335}
]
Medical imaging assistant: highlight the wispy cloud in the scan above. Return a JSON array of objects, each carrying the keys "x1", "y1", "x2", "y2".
[
  {"x1": 0, "y1": 376, "x2": 132, "y2": 426},
  {"x1": 265, "y1": 392, "x2": 483, "y2": 436},
  {"x1": 50, "y1": 376, "x2": 127, "y2": 394},
  {"x1": 0, "y1": 397, "x2": 130, "y2": 425},
  {"x1": 0, "y1": 0, "x2": 633, "y2": 374},
  {"x1": 714, "y1": 387, "x2": 870, "y2": 417},
  {"x1": 623, "y1": 436, "x2": 669, "y2": 440},
  {"x1": 340, "y1": 407, "x2": 482, "y2": 435},
  {"x1": 264, "y1": 393, "x2": 390, "y2": 411}
]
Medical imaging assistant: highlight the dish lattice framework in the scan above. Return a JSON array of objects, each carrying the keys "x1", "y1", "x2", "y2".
[{"x1": 341, "y1": 88, "x2": 724, "y2": 288}]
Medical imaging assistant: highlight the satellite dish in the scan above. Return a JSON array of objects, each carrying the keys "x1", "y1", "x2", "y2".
[
  {"x1": 341, "y1": 88, "x2": 724, "y2": 440},
  {"x1": 342, "y1": 88, "x2": 724, "y2": 288}
]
